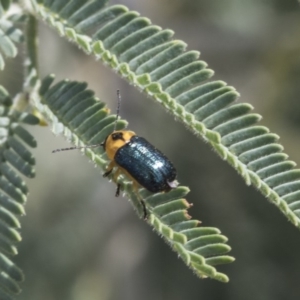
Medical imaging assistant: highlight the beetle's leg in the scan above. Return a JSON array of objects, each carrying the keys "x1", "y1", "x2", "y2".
[
  {"x1": 141, "y1": 199, "x2": 147, "y2": 220},
  {"x1": 103, "y1": 169, "x2": 113, "y2": 177},
  {"x1": 115, "y1": 184, "x2": 121, "y2": 197},
  {"x1": 113, "y1": 168, "x2": 122, "y2": 197},
  {"x1": 103, "y1": 161, "x2": 115, "y2": 177},
  {"x1": 132, "y1": 181, "x2": 148, "y2": 220},
  {"x1": 104, "y1": 162, "x2": 123, "y2": 196}
]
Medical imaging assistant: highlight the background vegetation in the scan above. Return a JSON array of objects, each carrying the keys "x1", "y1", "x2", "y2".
[{"x1": 1, "y1": 0, "x2": 300, "y2": 299}]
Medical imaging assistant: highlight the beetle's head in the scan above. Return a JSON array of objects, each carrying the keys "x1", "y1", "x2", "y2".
[{"x1": 102, "y1": 130, "x2": 135, "y2": 160}]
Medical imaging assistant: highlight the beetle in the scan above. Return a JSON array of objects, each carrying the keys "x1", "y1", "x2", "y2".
[
  {"x1": 52, "y1": 90, "x2": 178, "y2": 219},
  {"x1": 102, "y1": 130, "x2": 178, "y2": 202}
]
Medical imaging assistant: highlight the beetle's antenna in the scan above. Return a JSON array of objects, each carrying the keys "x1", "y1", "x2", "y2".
[
  {"x1": 52, "y1": 143, "x2": 103, "y2": 153},
  {"x1": 114, "y1": 89, "x2": 121, "y2": 132}
]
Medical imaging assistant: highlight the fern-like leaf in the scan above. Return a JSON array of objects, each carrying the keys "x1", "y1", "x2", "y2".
[
  {"x1": 28, "y1": 0, "x2": 300, "y2": 230},
  {"x1": 0, "y1": 2, "x2": 23, "y2": 71},
  {"x1": 31, "y1": 74, "x2": 234, "y2": 282},
  {"x1": 0, "y1": 86, "x2": 38, "y2": 299}
]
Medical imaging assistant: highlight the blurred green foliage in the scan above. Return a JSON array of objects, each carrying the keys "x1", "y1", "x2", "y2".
[{"x1": 1, "y1": 0, "x2": 300, "y2": 299}]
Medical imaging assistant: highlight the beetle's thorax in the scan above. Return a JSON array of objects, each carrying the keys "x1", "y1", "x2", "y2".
[{"x1": 104, "y1": 130, "x2": 136, "y2": 160}]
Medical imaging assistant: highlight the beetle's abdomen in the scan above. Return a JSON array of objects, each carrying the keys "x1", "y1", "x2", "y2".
[{"x1": 114, "y1": 136, "x2": 177, "y2": 193}]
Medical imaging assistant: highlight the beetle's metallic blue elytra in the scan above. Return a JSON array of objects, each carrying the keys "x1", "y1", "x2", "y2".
[
  {"x1": 114, "y1": 135, "x2": 177, "y2": 193},
  {"x1": 102, "y1": 130, "x2": 178, "y2": 195}
]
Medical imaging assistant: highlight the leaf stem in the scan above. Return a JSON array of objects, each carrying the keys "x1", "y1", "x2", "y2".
[{"x1": 24, "y1": 14, "x2": 38, "y2": 89}]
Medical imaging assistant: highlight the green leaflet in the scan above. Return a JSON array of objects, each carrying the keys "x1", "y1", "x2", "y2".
[
  {"x1": 0, "y1": 4, "x2": 24, "y2": 71},
  {"x1": 32, "y1": 75, "x2": 234, "y2": 282},
  {"x1": 0, "y1": 86, "x2": 37, "y2": 299},
  {"x1": 30, "y1": 0, "x2": 300, "y2": 231}
]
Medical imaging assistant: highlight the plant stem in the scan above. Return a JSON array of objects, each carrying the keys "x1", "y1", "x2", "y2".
[{"x1": 24, "y1": 14, "x2": 38, "y2": 89}]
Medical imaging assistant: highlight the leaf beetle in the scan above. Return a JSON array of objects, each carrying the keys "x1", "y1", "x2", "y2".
[{"x1": 53, "y1": 90, "x2": 179, "y2": 218}]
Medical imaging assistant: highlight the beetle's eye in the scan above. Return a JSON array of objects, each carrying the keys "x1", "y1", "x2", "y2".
[{"x1": 111, "y1": 132, "x2": 124, "y2": 141}]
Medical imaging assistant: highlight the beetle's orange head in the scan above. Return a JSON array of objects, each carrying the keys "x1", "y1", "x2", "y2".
[{"x1": 102, "y1": 130, "x2": 136, "y2": 160}]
